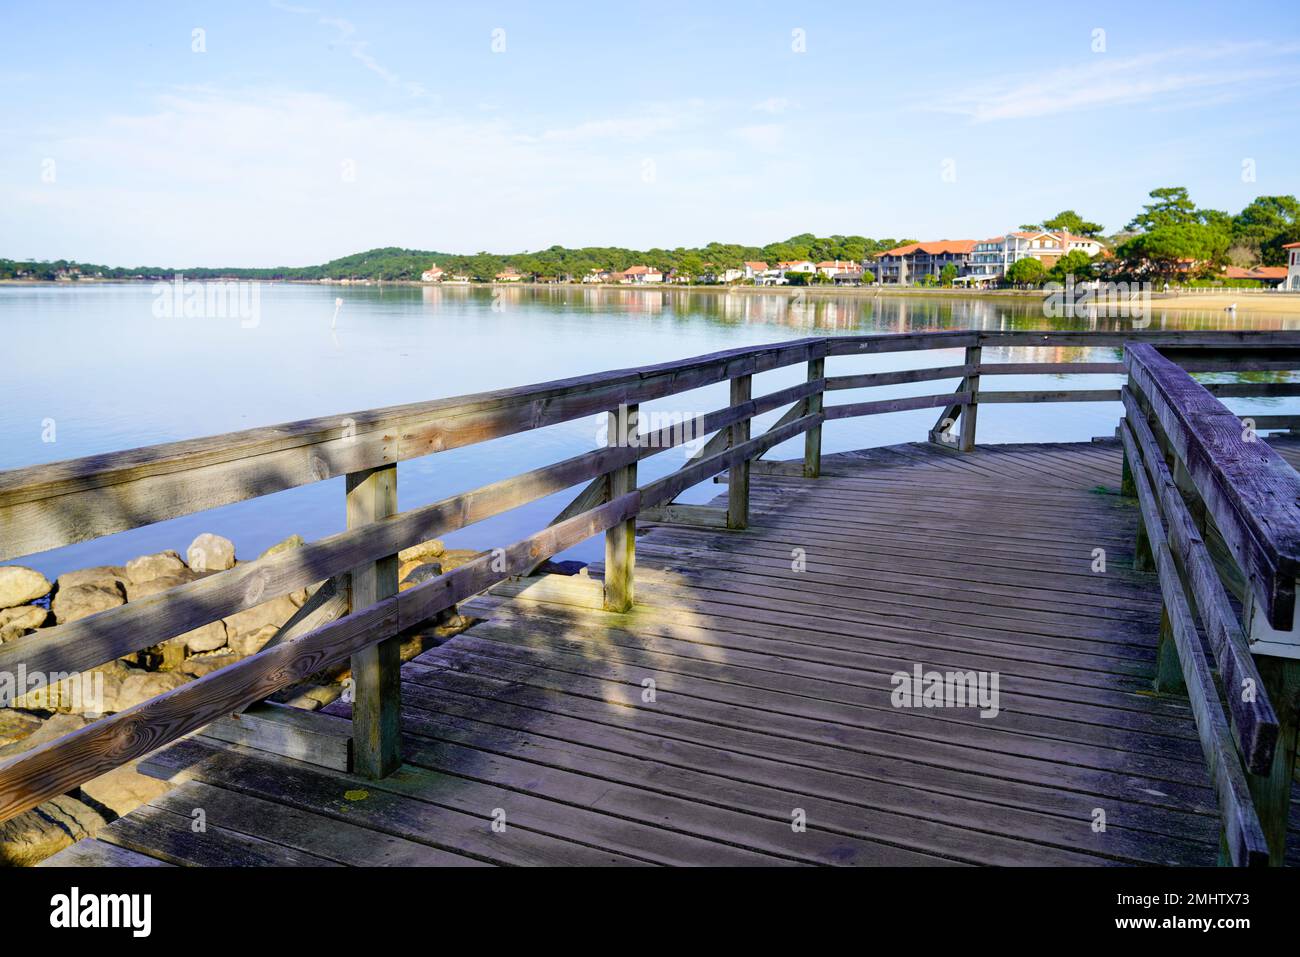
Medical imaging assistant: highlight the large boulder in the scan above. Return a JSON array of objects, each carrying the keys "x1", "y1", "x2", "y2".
[
  {"x1": 228, "y1": 624, "x2": 280, "y2": 657},
  {"x1": 79, "y1": 761, "x2": 171, "y2": 819},
  {"x1": 124, "y1": 571, "x2": 197, "y2": 602},
  {"x1": 440, "y1": 549, "x2": 486, "y2": 572},
  {"x1": 0, "y1": 713, "x2": 89, "y2": 759},
  {"x1": 399, "y1": 561, "x2": 443, "y2": 591},
  {"x1": 259, "y1": 534, "x2": 305, "y2": 559},
  {"x1": 9, "y1": 661, "x2": 127, "y2": 714},
  {"x1": 178, "y1": 619, "x2": 227, "y2": 653},
  {"x1": 222, "y1": 595, "x2": 297, "y2": 653},
  {"x1": 180, "y1": 651, "x2": 238, "y2": 677},
  {"x1": 113, "y1": 671, "x2": 191, "y2": 712},
  {"x1": 187, "y1": 533, "x2": 236, "y2": 573},
  {"x1": 0, "y1": 710, "x2": 41, "y2": 748},
  {"x1": 0, "y1": 605, "x2": 47, "y2": 642},
  {"x1": 124, "y1": 550, "x2": 187, "y2": 584},
  {"x1": 399, "y1": 539, "x2": 445, "y2": 564},
  {"x1": 55, "y1": 565, "x2": 127, "y2": 592},
  {"x1": 51, "y1": 582, "x2": 125, "y2": 625},
  {"x1": 0, "y1": 796, "x2": 105, "y2": 866},
  {"x1": 0, "y1": 566, "x2": 51, "y2": 609}
]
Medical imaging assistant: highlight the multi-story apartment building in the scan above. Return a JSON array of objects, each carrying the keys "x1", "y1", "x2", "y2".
[
  {"x1": 1286, "y1": 242, "x2": 1300, "y2": 291},
  {"x1": 965, "y1": 231, "x2": 1106, "y2": 286},
  {"x1": 871, "y1": 241, "x2": 976, "y2": 285}
]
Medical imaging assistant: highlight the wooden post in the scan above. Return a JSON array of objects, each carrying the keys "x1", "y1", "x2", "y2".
[
  {"x1": 604, "y1": 404, "x2": 637, "y2": 612},
  {"x1": 728, "y1": 375, "x2": 752, "y2": 529},
  {"x1": 959, "y1": 345, "x2": 981, "y2": 452},
  {"x1": 1245, "y1": 655, "x2": 1300, "y2": 865},
  {"x1": 804, "y1": 357, "x2": 824, "y2": 479},
  {"x1": 1152, "y1": 608, "x2": 1186, "y2": 694},
  {"x1": 346, "y1": 464, "x2": 401, "y2": 779}
]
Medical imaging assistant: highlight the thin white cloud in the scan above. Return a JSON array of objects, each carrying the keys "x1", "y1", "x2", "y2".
[
  {"x1": 933, "y1": 42, "x2": 1300, "y2": 123},
  {"x1": 753, "y1": 97, "x2": 792, "y2": 114}
]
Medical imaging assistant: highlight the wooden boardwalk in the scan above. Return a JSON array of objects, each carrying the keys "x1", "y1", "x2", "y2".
[{"x1": 43, "y1": 438, "x2": 1299, "y2": 866}]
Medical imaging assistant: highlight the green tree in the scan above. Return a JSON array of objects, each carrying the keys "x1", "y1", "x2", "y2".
[
  {"x1": 1046, "y1": 249, "x2": 1096, "y2": 284},
  {"x1": 939, "y1": 263, "x2": 959, "y2": 287},
  {"x1": 1127, "y1": 187, "x2": 1198, "y2": 232},
  {"x1": 1005, "y1": 258, "x2": 1046, "y2": 287},
  {"x1": 1023, "y1": 210, "x2": 1105, "y2": 237},
  {"x1": 1233, "y1": 195, "x2": 1300, "y2": 265}
]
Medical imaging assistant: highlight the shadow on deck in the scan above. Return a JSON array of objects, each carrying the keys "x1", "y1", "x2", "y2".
[{"x1": 44, "y1": 440, "x2": 1300, "y2": 866}]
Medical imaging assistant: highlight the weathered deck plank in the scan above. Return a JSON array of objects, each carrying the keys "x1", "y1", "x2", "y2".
[{"x1": 69, "y1": 440, "x2": 1300, "y2": 866}]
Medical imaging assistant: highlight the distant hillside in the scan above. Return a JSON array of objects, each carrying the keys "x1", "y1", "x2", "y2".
[{"x1": 0, "y1": 235, "x2": 911, "y2": 283}]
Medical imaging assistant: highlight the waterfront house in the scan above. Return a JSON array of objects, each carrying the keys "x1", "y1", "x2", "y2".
[
  {"x1": 494, "y1": 268, "x2": 523, "y2": 282},
  {"x1": 420, "y1": 263, "x2": 444, "y2": 283},
  {"x1": 1224, "y1": 265, "x2": 1289, "y2": 287},
  {"x1": 582, "y1": 269, "x2": 611, "y2": 284},
  {"x1": 619, "y1": 265, "x2": 663, "y2": 284},
  {"x1": 1286, "y1": 242, "x2": 1300, "y2": 291},
  {"x1": 743, "y1": 261, "x2": 769, "y2": 281},
  {"x1": 872, "y1": 241, "x2": 976, "y2": 285},
  {"x1": 778, "y1": 260, "x2": 816, "y2": 276},
  {"x1": 816, "y1": 260, "x2": 861, "y2": 279}
]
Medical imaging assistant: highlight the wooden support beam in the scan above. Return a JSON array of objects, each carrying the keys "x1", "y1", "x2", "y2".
[
  {"x1": 804, "y1": 357, "x2": 824, "y2": 478},
  {"x1": 604, "y1": 404, "x2": 637, "y2": 612},
  {"x1": 201, "y1": 701, "x2": 352, "y2": 771},
  {"x1": 959, "y1": 345, "x2": 981, "y2": 452},
  {"x1": 728, "y1": 375, "x2": 752, "y2": 529},
  {"x1": 1244, "y1": 656, "x2": 1300, "y2": 865},
  {"x1": 639, "y1": 503, "x2": 730, "y2": 528},
  {"x1": 345, "y1": 464, "x2": 401, "y2": 779}
]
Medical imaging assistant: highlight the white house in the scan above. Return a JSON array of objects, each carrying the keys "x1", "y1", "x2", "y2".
[
  {"x1": 619, "y1": 265, "x2": 663, "y2": 284},
  {"x1": 965, "y1": 231, "x2": 1105, "y2": 285},
  {"x1": 1286, "y1": 242, "x2": 1300, "y2": 291},
  {"x1": 420, "y1": 263, "x2": 445, "y2": 283},
  {"x1": 778, "y1": 260, "x2": 816, "y2": 275},
  {"x1": 743, "y1": 261, "x2": 769, "y2": 280}
]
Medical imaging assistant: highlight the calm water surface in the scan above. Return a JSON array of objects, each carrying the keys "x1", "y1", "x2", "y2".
[{"x1": 5, "y1": 283, "x2": 1298, "y2": 578}]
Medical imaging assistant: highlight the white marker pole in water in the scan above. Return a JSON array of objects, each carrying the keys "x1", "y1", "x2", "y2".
[{"x1": 331, "y1": 297, "x2": 343, "y2": 329}]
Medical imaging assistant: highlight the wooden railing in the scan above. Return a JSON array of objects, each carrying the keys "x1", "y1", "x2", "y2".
[
  {"x1": 2, "y1": 329, "x2": 1299, "y2": 836},
  {"x1": 1122, "y1": 341, "x2": 1300, "y2": 865}
]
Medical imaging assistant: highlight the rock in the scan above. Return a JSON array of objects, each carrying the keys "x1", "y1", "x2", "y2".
[
  {"x1": 259, "y1": 534, "x2": 305, "y2": 559},
  {"x1": 124, "y1": 571, "x2": 197, "y2": 602},
  {"x1": 0, "y1": 566, "x2": 51, "y2": 609},
  {"x1": 0, "y1": 710, "x2": 41, "y2": 748},
  {"x1": 179, "y1": 619, "x2": 227, "y2": 653},
  {"x1": 0, "y1": 713, "x2": 89, "y2": 759},
  {"x1": 187, "y1": 533, "x2": 236, "y2": 573},
  {"x1": 398, "y1": 538, "x2": 444, "y2": 564},
  {"x1": 10, "y1": 660, "x2": 125, "y2": 714},
  {"x1": 0, "y1": 795, "x2": 105, "y2": 866},
  {"x1": 124, "y1": 550, "x2": 187, "y2": 584},
  {"x1": 52, "y1": 582, "x2": 125, "y2": 625},
  {"x1": 113, "y1": 671, "x2": 191, "y2": 712},
  {"x1": 228, "y1": 623, "x2": 279, "y2": 657},
  {"x1": 222, "y1": 595, "x2": 297, "y2": 647},
  {"x1": 439, "y1": 548, "x2": 485, "y2": 572},
  {"x1": 55, "y1": 565, "x2": 127, "y2": 592},
  {"x1": 180, "y1": 651, "x2": 238, "y2": 677},
  {"x1": 0, "y1": 605, "x2": 48, "y2": 642},
  {"x1": 399, "y1": 560, "x2": 443, "y2": 591},
  {"x1": 79, "y1": 761, "x2": 171, "y2": 819}
]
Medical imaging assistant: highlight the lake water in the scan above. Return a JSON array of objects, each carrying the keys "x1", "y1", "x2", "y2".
[{"x1": 5, "y1": 282, "x2": 1298, "y2": 580}]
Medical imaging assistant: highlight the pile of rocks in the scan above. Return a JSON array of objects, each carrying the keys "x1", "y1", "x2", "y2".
[{"x1": 0, "y1": 531, "x2": 476, "y2": 865}]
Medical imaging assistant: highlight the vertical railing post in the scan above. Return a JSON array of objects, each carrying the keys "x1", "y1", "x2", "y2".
[
  {"x1": 804, "y1": 356, "x2": 824, "y2": 479},
  {"x1": 728, "y1": 375, "x2": 752, "y2": 529},
  {"x1": 959, "y1": 344, "x2": 981, "y2": 452},
  {"x1": 1248, "y1": 658, "x2": 1300, "y2": 865},
  {"x1": 604, "y1": 403, "x2": 637, "y2": 612},
  {"x1": 346, "y1": 464, "x2": 401, "y2": 778}
]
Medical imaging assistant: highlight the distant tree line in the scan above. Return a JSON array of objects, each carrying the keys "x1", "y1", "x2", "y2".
[{"x1": 0, "y1": 235, "x2": 914, "y2": 284}]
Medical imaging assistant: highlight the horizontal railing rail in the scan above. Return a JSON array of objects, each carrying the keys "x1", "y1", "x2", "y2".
[{"x1": 3, "y1": 329, "x2": 1300, "y2": 834}]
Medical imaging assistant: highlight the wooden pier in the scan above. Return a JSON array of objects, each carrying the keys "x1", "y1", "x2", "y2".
[{"x1": 4, "y1": 330, "x2": 1300, "y2": 866}]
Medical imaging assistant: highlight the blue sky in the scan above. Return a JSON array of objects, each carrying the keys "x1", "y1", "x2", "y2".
[{"x1": 2, "y1": 0, "x2": 1298, "y2": 266}]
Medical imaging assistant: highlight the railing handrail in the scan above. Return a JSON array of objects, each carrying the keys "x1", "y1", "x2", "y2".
[
  {"x1": 1125, "y1": 342, "x2": 1300, "y2": 630},
  {"x1": 8, "y1": 329, "x2": 1300, "y2": 564},
  {"x1": 4, "y1": 328, "x2": 1300, "y2": 832}
]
